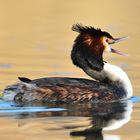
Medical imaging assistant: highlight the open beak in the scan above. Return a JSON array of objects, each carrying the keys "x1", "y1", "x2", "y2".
[{"x1": 109, "y1": 36, "x2": 128, "y2": 56}]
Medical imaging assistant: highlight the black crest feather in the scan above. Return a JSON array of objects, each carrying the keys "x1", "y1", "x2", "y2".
[
  {"x1": 72, "y1": 23, "x2": 101, "y2": 33},
  {"x1": 72, "y1": 24, "x2": 114, "y2": 39}
]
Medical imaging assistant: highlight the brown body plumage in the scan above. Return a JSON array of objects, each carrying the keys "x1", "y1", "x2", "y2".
[{"x1": 4, "y1": 77, "x2": 126, "y2": 103}]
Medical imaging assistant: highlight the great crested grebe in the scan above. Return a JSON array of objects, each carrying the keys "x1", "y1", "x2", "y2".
[{"x1": 3, "y1": 24, "x2": 133, "y2": 103}]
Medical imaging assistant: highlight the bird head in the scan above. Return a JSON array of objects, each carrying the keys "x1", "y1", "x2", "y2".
[{"x1": 71, "y1": 24, "x2": 127, "y2": 71}]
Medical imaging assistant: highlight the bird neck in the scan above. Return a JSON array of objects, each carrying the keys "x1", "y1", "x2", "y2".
[{"x1": 83, "y1": 63, "x2": 133, "y2": 98}]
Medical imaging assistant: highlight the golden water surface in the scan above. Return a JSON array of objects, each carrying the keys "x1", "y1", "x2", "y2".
[{"x1": 0, "y1": 0, "x2": 140, "y2": 140}]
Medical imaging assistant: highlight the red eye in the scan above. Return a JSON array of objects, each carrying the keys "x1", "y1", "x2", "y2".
[{"x1": 106, "y1": 39, "x2": 109, "y2": 42}]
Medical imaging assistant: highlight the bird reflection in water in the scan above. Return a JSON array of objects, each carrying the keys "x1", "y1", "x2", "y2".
[
  {"x1": 0, "y1": 99, "x2": 133, "y2": 140},
  {"x1": 6, "y1": 99, "x2": 132, "y2": 140},
  {"x1": 68, "y1": 100, "x2": 133, "y2": 140}
]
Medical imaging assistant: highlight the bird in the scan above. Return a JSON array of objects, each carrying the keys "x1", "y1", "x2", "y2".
[{"x1": 3, "y1": 24, "x2": 133, "y2": 103}]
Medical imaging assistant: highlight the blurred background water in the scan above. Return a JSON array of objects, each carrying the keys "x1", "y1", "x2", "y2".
[{"x1": 0, "y1": 0, "x2": 140, "y2": 140}]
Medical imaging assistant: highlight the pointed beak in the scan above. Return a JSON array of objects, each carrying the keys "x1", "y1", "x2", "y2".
[
  {"x1": 109, "y1": 36, "x2": 128, "y2": 56},
  {"x1": 109, "y1": 36, "x2": 128, "y2": 44},
  {"x1": 111, "y1": 48, "x2": 127, "y2": 56}
]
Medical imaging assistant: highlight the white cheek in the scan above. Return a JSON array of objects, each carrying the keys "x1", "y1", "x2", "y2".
[
  {"x1": 104, "y1": 41, "x2": 111, "y2": 52},
  {"x1": 105, "y1": 45, "x2": 111, "y2": 52}
]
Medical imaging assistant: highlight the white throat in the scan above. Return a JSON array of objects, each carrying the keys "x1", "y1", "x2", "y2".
[
  {"x1": 103, "y1": 63, "x2": 133, "y2": 98},
  {"x1": 85, "y1": 63, "x2": 133, "y2": 98}
]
